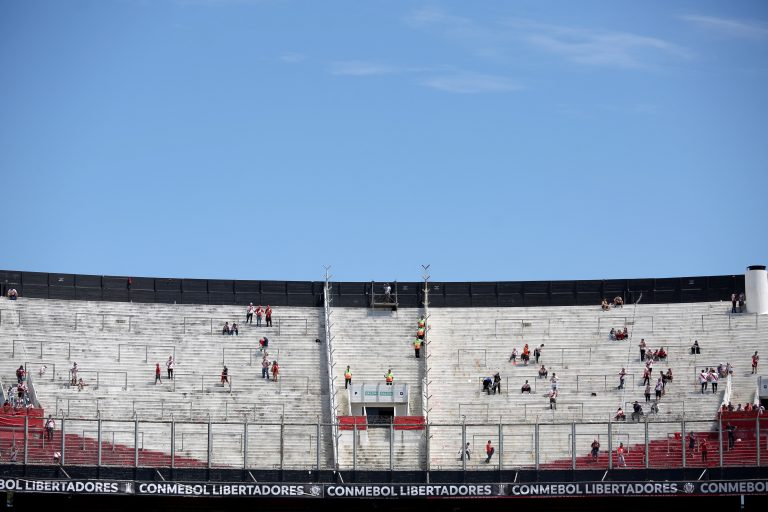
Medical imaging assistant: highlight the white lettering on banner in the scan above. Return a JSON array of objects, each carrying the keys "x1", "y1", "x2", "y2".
[
  {"x1": 0, "y1": 479, "x2": 121, "y2": 494},
  {"x1": 325, "y1": 485, "x2": 494, "y2": 497},
  {"x1": 508, "y1": 482, "x2": 682, "y2": 497},
  {"x1": 700, "y1": 482, "x2": 768, "y2": 494},
  {"x1": 135, "y1": 483, "x2": 312, "y2": 497}
]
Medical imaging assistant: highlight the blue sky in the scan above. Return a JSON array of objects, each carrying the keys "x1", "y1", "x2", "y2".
[{"x1": 1, "y1": 0, "x2": 767, "y2": 282}]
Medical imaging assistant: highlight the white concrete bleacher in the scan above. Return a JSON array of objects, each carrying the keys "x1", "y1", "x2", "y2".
[
  {"x1": 0, "y1": 297, "x2": 328, "y2": 469},
  {"x1": 424, "y1": 301, "x2": 766, "y2": 470}
]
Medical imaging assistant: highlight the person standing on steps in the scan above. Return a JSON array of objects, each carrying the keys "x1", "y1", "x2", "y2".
[
  {"x1": 639, "y1": 339, "x2": 646, "y2": 362},
  {"x1": 616, "y1": 443, "x2": 627, "y2": 467},
  {"x1": 534, "y1": 344, "x2": 544, "y2": 364},
  {"x1": 752, "y1": 351, "x2": 760, "y2": 374},
  {"x1": 246, "y1": 303, "x2": 255, "y2": 324},
  {"x1": 265, "y1": 305, "x2": 273, "y2": 327},
  {"x1": 221, "y1": 365, "x2": 229, "y2": 385},
  {"x1": 618, "y1": 368, "x2": 627, "y2": 390},
  {"x1": 154, "y1": 363, "x2": 162, "y2": 385},
  {"x1": 45, "y1": 415, "x2": 55, "y2": 441},
  {"x1": 255, "y1": 305, "x2": 263, "y2": 327},
  {"x1": 591, "y1": 439, "x2": 600, "y2": 461},
  {"x1": 344, "y1": 366, "x2": 352, "y2": 389},
  {"x1": 458, "y1": 442, "x2": 471, "y2": 461},
  {"x1": 413, "y1": 337, "x2": 422, "y2": 358},
  {"x1": 271, "y1": 360, "x2": 279, "y2": 382},
  {"x1": 484, "y1": 440, "x2": 495, "y2": 463},
  {"x1": 726, "y1": 423, "x2": 736, "y2": 450},
  {"x1": 385, "y1": 369, "x2": 394, "y2": 385},
  {"x1": 166, "y1": 356, "x2": 174, "y2": 380},
  {"x1": 261, "y1": 356, "x2": 270, "y2": 380}
]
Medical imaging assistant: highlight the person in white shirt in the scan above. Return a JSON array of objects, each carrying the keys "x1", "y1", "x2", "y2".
[
  {"x1": 699, "y1": 370, "x2": 708, "y2": 394},
  {"x1": 166, "y1": 356, "x2": 175, "y2": 380}
]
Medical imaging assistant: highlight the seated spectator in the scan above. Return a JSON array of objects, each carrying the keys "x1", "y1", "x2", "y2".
[
  {"x1": 615, "y1": 407, "x2": 626, "y2": 421},
  {"x1": 613, "y1": 296, "x2": 624, "y2": 308},
  {"x1": 601, "y1": 298, "x2": 610, "y2": 311},
  {"x1": 231, "y1": 323, "x2": 239, "y2": 336},
  {"x1": 548, "y1": 389, "x2": 558, "y2": 410},
  {"x1": 521, "y1": 380, "x2": 531, "y2": 394},
  {"x1": 259, "y1": 337, "x2": 269, "y2": 352},
  {"x1": 665, "y1": 368, "x2": 673, "y2": 383},
  {"x1": 482, "y1": 377, "x2": 492, "y2": 394},
  {"x1": 726, "y1": 362, "x2": 733, "y2": 375},
  {"x1": 691, "y1": 340, "x2": 701, "y2": 355},
  {"x1": 650, "y1": 401, "x2": 659, "y2": 415},
  {"x1": 736, "y1": 404, "x2": 743, "y2": 412},
  {"x1": 16, "y1": 366, "x2": 25, "y2": 384},
  {"x1": 727, "y1": 402, "x2": 735, "y2": 412},
  {"x1": 720, "y1": 404, "x2": 728, "y2": 413},
  {"x1": 631, "y1": 401, "x2": 644, "y2": 421},
  {"x1": 508, "y1": 348, "x2": 518, "y2": 364},
  {"x1": 2, "y1": 401, "x2": 11, "y2": 414},
  {"x1": 222, "y1": 322, "x2": 230, "y2": 335},
  {"x1": 491, "y1": 373, "x2": 502, "y2": 395},
  {"x1": 745, "y1": 403, "x2": 754, "y2": 413},
  {"x1": 39, "y1": 365, "x2": 47, "y2": 377},
  {"x1": 77, "y1": 378, "x2": 86, "y2": 391},
  {"x1": 657, "y1": 347, "x2": 667, "y2": 360},
  {"x1": 7, "y1": 288, "x2": 18, "y2": 300},
  {"x1": 538, "y1": 365, "x2": 548, "y2": 379},
  {"x1": 609, "y1": 328, "x2": 616, "y2": 340}
]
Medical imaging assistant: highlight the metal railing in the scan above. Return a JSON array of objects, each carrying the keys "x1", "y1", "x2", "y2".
[
  {"x1": 0, "y1": 308, "x2": 21, "y2": 326},
  {"x1": 576, "y1": 373, "x2": 636, "y2": 392},
  {"x1": 69, "y1": 370, "x2": 128, "y2": 390},
  {"x1": 117, "y1": 344, "x2": 176, "y2": 363},
  {"x1": 12, "y1": 339, "x2": 71, "y2": 359},
  {"x1": 74, "y1": 312, "x2": 133, "y2": 332},
  {"x1": 323, "y1": 269, "x2": 340, "y2": 470}
]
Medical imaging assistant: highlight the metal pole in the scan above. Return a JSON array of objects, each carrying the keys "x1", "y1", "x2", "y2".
[
  {"x1": 352, "y1": 423, "x2": 357, "y2": 472},
  {"x1": 61, "y1": 417, "x2": 66, "y2": 465},
  {"x1": 243, "y1": 421, "x2": 249, "y2": 469},
  {"x1": 97, "y1": 418, "x2": 102, "y2": 467},
  {"x1": 316, "y1": 422, "x2": 321, "y2": 471},
  {"x1": 644, "y1": 418, "x2": 649, "y2": 468},
  {"x1": 170, "y1": 420, "x2": 175, "y2": 469},
  {"x1": 461, "y1": 421, "x2": 467, "y2": 471},
  {"x1": 134, "y1": 419, "x2": 139, "y2": 468},
  {"x1": 681, "y1": 419, "x2": 686, "y2": 468},
  {"x1": 607, "y1": 420, "x2": 613, "y2": 470},
  {"x1": 207, "y1": 420, "x2": 212, "y2": 469},
  {"x1": 757, "y1": 416, "x2": 761, "y2": 466},
  {"x1": 534, "y1": 422, "x2": 540, "y2": 470},
  {"x1": 389, "y1": 420, "x2": 394, "y2": 472},
  {"x1": 23, "y1": 415, "x2": 29, "y2": 465},
  {"x1": 498, "y1": 422, "x2": 503, "y2": 471},
  {"x1": 718, "y1": 418, "x2": 724, "y2": 468},
  {"x1": 280, "y1": 417, "x2": 284, "y2": 471},
  {"x1": 571, "y1": 422, "x2": 576, "y2": 470}
]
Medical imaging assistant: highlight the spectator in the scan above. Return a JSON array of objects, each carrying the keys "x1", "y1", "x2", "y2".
[
  {"x1": 665, "y1": 368, "x2": 673, "y2": 383},
  {"x1": 699, "y1": 370, "x2": 708, "y2": 394},
  {"x1": 521, "y1": 344, "x2": 530, "y2": 365},
  {"x1": 650, "y1": 401, "x2": 659, "y2": 415},
  {"x1": 383, "y1": 283, "x2": 392, "y2": 300},
  {"x1": 45, "y1": 415, "x2": 55, "y2": 441},
  {"x1": 738, "y1": 292, "x2": 745, "y2": 313},
  {"x1": 384, "y1": 368, "x2": 394, "y2": 386},
  {"x1": 521, "y1": 380, "x2": 531, "y2": 394},
  {"x1": 70, "y1": 362, "x2": 79, "y2": 386},
  {"x1": 15, "y1": 366, "x2": 25, "y2": 384},
  {"x1": 508, "y1": 348, "x2": 518, "y2": 364},
  {"x1": 591, "y1": 439, "x2": 600, "y2": 461},
  {"x1": 271, "y1": 361, "x2": 279, "y2": 382},
  {"x1": 688, "y1": 432, "x2": 696, "y2": 453},
  {"x1": 631, "y1": 401, "x2": 644, "y2": 421},
  {"x1": 259, "y1": 337, "x2": 269, "y2": 353},
  {"x1": 344, "y1": 366, "x2": 352, "y2": 389},
  {"x1": 700, "y1": 438, "x2": 709, "y2": 463},
  {"x1": 601, "y1": 298, "x2": 610, "y2": 311},
  {"x1": 482, "y1": 377, "x2": 492, "y2": 395},
  {"x1": 491, "y1": 373, "x2": 502, "y2": 395},
  {"x1": 731, "y1": 293, "x2": 737, "y2": 314},
  {"x1": 39, "y1": 365, "x2": 47, "y2": 378},
  {"x1": 709, "y1": 370, "x2": 718, "y2": 394},
  {"x1": 616, "y1": 443, "x2": 627, "y2": 467},
  {"x1": 549, "y1": 389, "x2": 558, "y2": 410},
  {"x1": 745, "y1": 402, "x2": 753, "y2": 413},
  {"x1": 726, "y1": 423, "x2": 736, "y2": 450},
  {"x1": 222, "y1": 322, "x2": 230, "y2": 335},
  {"x1": 644, "y1": 382, "x2": 651, "y2": 403},
  {"x1": 538, "y1": 365, "x2": 548, "y2": 379},
  {"x1": 550, "y1": 373, "x2": 559, "y2": 390},
  {"x1": 737, "y1": 404, "x2": 743, "y2": 412},
  {"x1": 691, "y1": 340, "x2": 701, "y2": 355},
  {"x1": 265, "y1": 305, "x2": 273, "y2": 327},
  {"x1": 127, "y1": 277, "x2": 132, "y2": 290},
  {"x1": 657, "y1": 347, "x2": 667, "y2": 360},
  {"x1": 221, "y1": 366, "x2": 229, "y2": 385},
  {"x1": 458, "y1": 442, "x2": 471, "y2": 461},
  {"x1": 261, "y1": 356, "x2": 270, "y2": 380},
  {"x1": 654, "y1": 378, "x2": 663, "y2": 400},
  {"x1": 752, "y1": 351, "x2": 759, "y2": 374},
  {"x1": 485, "y1": 440, "x2": 495, "y2": 464},
  {"x1": 231, "y1": 323, "x2": 239, "y2": 336},
  {"x1": 614, "y1": 296, "x2": 624, "y2": 308},
  {"x1": 255, "y1": 305, "x2": 263, "y2": 327},
  {"x1": 417, "y1": 316, "x2": 425, "y2": 329},
  {"x1": 618, "y1": 368, "x2": 627, "y2": 390},
  {"x1": 416, "y1": 327, "x2": 425, "y2": 340},
  {"x1": 166, "y1": 356, "x2": 175, "y2": 380},
  {"x1": 246, "y1": 303, "x2": 255, "y2": 324},
  {"x1": 639, "y1": 339, "x2": 647, "y2": 362},
  {"x1": 726, "y1": 362, "x2": 733, "y2": 375},
  {"x1": 534, "y1": 344, "x2": 544, "y2": 364},
  {"x1": 155, "y1": 363, "x2": 162, "y2": 385},
  {"x1": 413, "y1": 337, "x2": 422, "y2": 359},
  {"x1": 609, "y1": 328, "x2": 616, "y2": 341},
  {"x1": 615, "y1": 407, "x2": 626, "y2": 421},
  {"x1": 642, "y1": 367, "x2": 651, "y2": 387},
  {"x1": 727, "y1": 402, "x2": 735, "y2": 412},
  {"x1": 7, "y1": 288, "x2": 18, "y2": 300},
  {"x1": 9, "y1": 443, "x2": 18, "y2": 463},
  {"x1": 77, "y1": 377, "x2": 87, "y2": 391},
  {"x1": 2, "y1": 401, "x2": 10, "y2": 414}
]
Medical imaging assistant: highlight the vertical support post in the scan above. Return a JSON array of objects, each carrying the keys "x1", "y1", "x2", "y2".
[
  {"x1": 389, "y1": 420, "x2": 394, "y2": 472},
  {"x1": 170, "y1": 420, "x2": 176, "y2": 469},
  {"x1": 61, "y1": 417, "x2": 66, "y2": 465},
  {"x1": 134, "y1": 419, "x2": 139, "y2": 468},
  {"x1": 425, "y1": 422, "x2": 431, "y2": 480},
  {"x1": 207, "y1": 420, "x2": 212, "y2": 469},
  {"x1": 607, "y1": 420, "x2": 613, "y2": 470},
  {"x1": 316, "y1": 422, "x2": 321, "y2": 471},
  {"x1": 243, "y1": 421, "x2": 248, "y2": 469},
  {"x1": 222, "y1": 347, "x2": 225, "y2": 365},
  {"x1": 352, "y1": 423, "x2": 357, "y2": 472},
  {"x1": 498, "y1": 422, "x2": 503, "y2": 471},
  {"x1": 23, "y1": 415, "x2": 29, "y2": 465},
  {"x1": 644, "y1": 418, "x2": 649, "y2": 468},
  {"x1": 718, "y1": 418, "x2": 724, "y2": 468},
  {"x1": 280, "y1": 417, "x2": 284, "y2": 471},
  {"x1": 681, "y1": 419, "x2": 686, "y2": 468},
  {"x1": 757, "y1": 416, "x2": 761, "y2": 466},
  {"x1": 97, "y1": 418, "x2": 102, "y2": 467},
  {"x1": 461, "y1": 421, "x2": 467, "y2": 471},
  {"x1": 571, "y1": 422, "x2": 576, "y2": 470},
  {"x1": 534, "y1": 422, "x2": 540, "y2": 470}
]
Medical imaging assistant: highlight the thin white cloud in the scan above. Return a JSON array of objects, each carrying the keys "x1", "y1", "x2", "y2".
[
  {"x1": 682, "y1": 15, "x2": 768, "y2": 40},
  {"x1": 279, "y1": 52, "x2": 306, "y2": 63},
  {"x1": 329, "y1": 61, "x2": 406, "y2": 76},
  {"x1": 421, "y1": 73, "x2": 521, "y2": 94}
]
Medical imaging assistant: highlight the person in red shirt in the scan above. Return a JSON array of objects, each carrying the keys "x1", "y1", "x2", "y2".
[
  {"x1": 271, "y1": 360, "x2": 279, "y2": 382},
  {"x1": 265, "y1": 306, "x2": 273, "y2": 327},
  {"x1": 255, "y1": 306, "x2": 263, "y2": 327},
  {"x1": 616, "y1": 443, "x2": 627, "y2": 467},
  {"x1": 752, "y1": 351, "x2": 759, "y2": 374},
  {"x1": 484, "y1": 440, "x2": 495, "y2": 463},
  {"x1": 700, "y1": 438, "x2": 708, "y2": 464},
  {"x1": 154, "y1": 363, "x2": 162, "y2": 385},
  {"x1": 221, "y1": 366, "x2": 229, "y2": 385}
]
